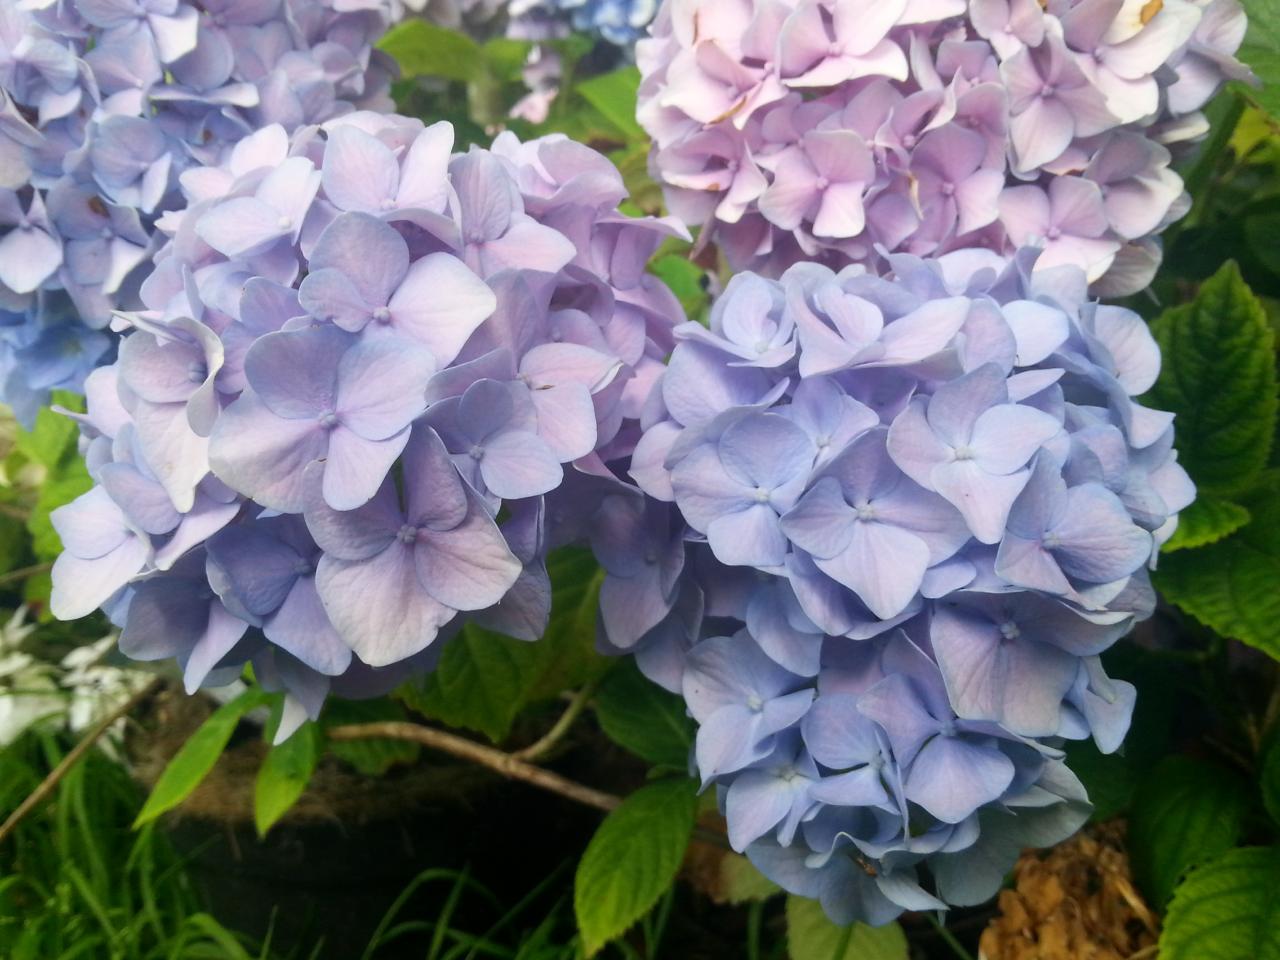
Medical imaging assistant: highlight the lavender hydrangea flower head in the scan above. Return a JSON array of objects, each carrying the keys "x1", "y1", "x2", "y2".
[
  {"x1": 585, "y1": 247, "x2": 1191, "y2": 924},
  {"x1": 49, "y1": 112, "x2": 688, "y2": 737},
  {"x1": 636, "y1": 0, "x2": 1252, "y2": 293},
  {"x1": 0, "y1": 0, "x2": 399, "y2": 419}
]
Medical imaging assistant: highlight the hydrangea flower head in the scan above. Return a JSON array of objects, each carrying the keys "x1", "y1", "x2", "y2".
[
  {"x1": 582, "y1": 247, "x2": 1192, "y2": 924},
  {"x1": 636, "y1": 0, "x2": 1252, "y2": 293},
  {"x1": 50, "y1": 113, "x2": 688, "y2": 738}
]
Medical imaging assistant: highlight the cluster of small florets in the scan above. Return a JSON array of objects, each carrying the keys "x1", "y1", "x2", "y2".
[
  {"x1": 49, "y1": 112, "x2": 687, "y2": 738},
  {"x1": 0, "y1": 0, "x2": 398, "y2": 421},
  {"x1": 582, "y1": 248, "x2": 1192, "y2": 923},
  {"x1": 635, "y1": 0, "x2": 1252, "y2": 292}
]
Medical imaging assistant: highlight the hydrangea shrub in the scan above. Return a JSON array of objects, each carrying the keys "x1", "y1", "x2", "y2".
[
  {"x1": 0, "y1": 0, "x2": 397, "y2": 421},
  {"x1": 635, "y1": 0, "x2": 1253, "y2": 291},
  {"x1": 49, "y1": 112, "x2": 687, "y2": 738},
  {"x1": 586, "y1": 247, "x2": 1193, "y2": 922}
]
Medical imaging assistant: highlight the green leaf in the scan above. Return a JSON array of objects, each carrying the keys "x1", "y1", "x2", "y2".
[
  {"x1": 719, "y1": 852, "x2": 781, "y2": 904},
  {"x1": 650, "y1": 254, "x2": 709, "y2": 323},
  {"x1": 1145, "y1": 261, "x2": 1276, "y2": 497},
  {"x1": 401, "y1": 547, "x2": 608, "y2": 740},
  {"x1": 323, "y1": 697, "x2": 419, "y2": 776},
  {"x1": 574, "y1": 778, "x2": 697, "y2": 956},
  {"x1": 1157, "y1": 481, "x2": 1280, "y2": 658},
  {"x1": 482, "y1": 38, "x2": 533, "y2": 83},
  {"x1": 1159, "y1": 847, "x2": 1280, "y2": 960},
  {"x1": 1163, "y1": 495, "x2": 1252, "y2": 552},
  {"x1": 575, "y1": 67, "x2": 643, "y2": 140},
  {"x1": 135, "y1": 689, "x2": 274, "y2": 828},
  {"x1": 594, "y1": 659, "x2": 694, "y2": 770},
  {"x1": 13, "y1": 402, "x2": 80, "y2": 470},
  {"x1": 1238, "y1": 0, "x2": 1280, "y2": 119},
  {"x1": 1128, "y1": 756, "x2": 1251, "y2": 907},
  {"x1": 785, "y1": 896, "x2": 909, "y2": 960},
  {"x1": 254, "y1": 723, "x2": 320, "y2": 836},
  {"x1": 1261, "y1": 734, "x2": 1280, "y2": 828},
  {"x1": 377, "y1": 21, "x2": 481, "y2": 83},
  {"x1": 401, "y1": 625, "x2": 548, "y2": 741}
]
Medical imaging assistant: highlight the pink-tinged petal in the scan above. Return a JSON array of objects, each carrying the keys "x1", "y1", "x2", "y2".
[
  {"x1": 387, "y1": 253, "x2": 496, "y2": 365},
  {"x1": 955, "y1": 169, "x2": 1004, "y2": 235},
  {"x1": 317, "y1": 544, "x2": 455, "y2": 667},
  {"x1": 834, "y1": 0, "x2": 909, "y2": 51},
  {"x1": 51, "y1": 538, "x2": 148, "y2": 621},
  {"x1": 323, "y1": 428, "x2": 409, "y2": 511},
  {"x1": 1009, "y1": 96, "x2": 1074, "y2": 172},
  {"x1": 395, "y1": 123, "x2": 453, "y2": 212},
  {"x1": 529, "y1": 382, "x2": 598, "y2": 461},
  {"x1": 416, "y1": 495, "x2": 523, "y2": 610},
  {"x1": 757, "y1": 152, "x2": 818, "y2": 230},
  {"x1": 321, "y1": 125, "x2": 399, "y2": 213},
  {"x1": 195, "y1": 197, "x2": 286, "y2": 258},
  {"x1": 931, "y1": 459, "x2": 1029, "y2": 544},
  {"x1": 1036, "y1": 236, "x2": 1120, "y2": 280},
  {"x1": 471, "y1": 216, "x2": 577, "y2": 277},
  {"x1": 1048, "y1": 176, "x2": 1109, "y2": 236},
  {"x1": 266, "y1": 578, "x2": 353, "y2": 676},
  {"x1": 812, "y1": 181, "x2": 868, "y2": 238},
  {"x1": 244, "y1": 326, "x2": 347, "y2": 420},
  {"x1": 817, "y1": 521, "x2": 929, "y2": 619},
  {"x1": 998, "y1": 184, "x2": 1053, "y2": 244},
  {"x1": 707, "y1": 502, "x2": 789, "y2": 567},
  {"x1": 182, "y1": 604, "x2": 249, "y2": 693},
  {"x1": 335, "y1": 337, "x2": 434, "y2": 440},
  {"x1": 306, "y1": 212, "x2": 409, "y2": 308},
  {"x1": 778, "y1": 0, "x2": 836, "y2": 78},
  {"x1": 886, "y1": 397, "x2": 949, "y2": 489},
  {"x1": 208, "y1": 392, "x2": 327, "y2": 511}
]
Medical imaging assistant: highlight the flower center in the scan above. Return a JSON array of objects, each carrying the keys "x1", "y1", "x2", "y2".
[
  {"x1": 999, "y1": 620, "x2": 1021, "y2": 641},
  {"x1": 276, "y1": 215, "x2": 292, "y2": 230},
  {"x1": 953, "y1": 444, "x2": 974, "y2": 460},
  {"x1": 854, "y1": 500, "x2": 877, "y2": 521},
  {"x1": 372, "y1": 306, "x2": 391, "y2": 323},
  {"x1": 745, "y1": 693, "x2": 764, "y2": 712},
  {"x1": 318, "y1": 409, "x2": 339, "y2": 429},
  {"x1": 396, "y1": 524, "x2": 418, "y2": 544},
  {"x1": 469, "y1": 444, "x2": 485, "y2": 460},
  {"x1": 753, "y1": 486, "x2": 771, "y2": 503}
]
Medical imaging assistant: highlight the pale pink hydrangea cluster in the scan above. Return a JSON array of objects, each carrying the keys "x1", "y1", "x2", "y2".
[{"x1": 636, "y1": 0, "x2": 1253, "y2": 293}]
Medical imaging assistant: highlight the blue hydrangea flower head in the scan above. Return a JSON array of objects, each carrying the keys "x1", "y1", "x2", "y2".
[{"x1": 579, "y1": 246, "x2": 1190, "y2": 924}]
